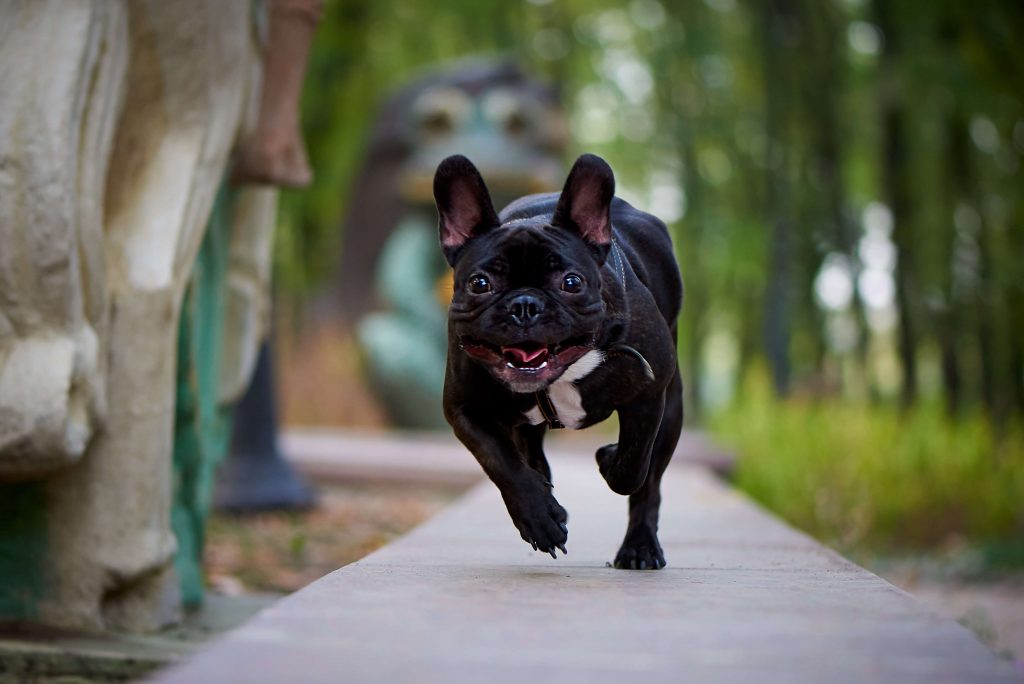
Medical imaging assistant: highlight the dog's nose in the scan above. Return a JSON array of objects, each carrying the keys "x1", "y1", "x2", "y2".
[{"x1": 508, "y1": 294, "x2": 544, "y2": 327}]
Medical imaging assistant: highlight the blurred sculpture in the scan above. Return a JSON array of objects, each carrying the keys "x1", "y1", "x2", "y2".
[
  {"x1": 0, "y1": 0, "x2": 277, "y2": 632},
  {"x1": 233, "y1": 0, "x2": 322, "y2": 187},
  {"x1": 337, "y1": 60, "x2": 567, "y2": 427},
  {"x1": 213, "y1": 0, "x2": 320, "y2": 518}
]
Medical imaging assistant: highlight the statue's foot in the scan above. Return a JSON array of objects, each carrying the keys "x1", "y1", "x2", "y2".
[{"x1": 232, "y1": 127, "x2": 312, "y2": 188}]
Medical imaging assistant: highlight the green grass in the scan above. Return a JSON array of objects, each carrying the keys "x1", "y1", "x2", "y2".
[{"x1": 709, "y1": 375, "x2": 1024, "y2": 562}]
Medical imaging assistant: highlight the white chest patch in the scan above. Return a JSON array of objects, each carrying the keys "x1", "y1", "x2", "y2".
[{"x1": 523, "y1": 350, "x2": 605, "y2": 430}]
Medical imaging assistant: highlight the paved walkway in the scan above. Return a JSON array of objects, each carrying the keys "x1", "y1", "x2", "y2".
[{"x1": 154, "y1": 439, "x2": 1019, "y2": 683}]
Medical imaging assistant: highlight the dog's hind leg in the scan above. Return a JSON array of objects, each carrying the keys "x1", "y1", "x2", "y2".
[{"x1": 613, "y1": 367, "x2": 683, "y2": 569}]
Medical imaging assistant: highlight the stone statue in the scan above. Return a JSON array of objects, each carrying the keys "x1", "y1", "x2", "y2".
[{"x1": 0, "y1": 0, "x2": 285, "y2": 632}]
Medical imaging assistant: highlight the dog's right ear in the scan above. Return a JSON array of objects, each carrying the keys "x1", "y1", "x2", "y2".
[{"x1": 434, "y1": 155, "x2": 500, "y2": 266}]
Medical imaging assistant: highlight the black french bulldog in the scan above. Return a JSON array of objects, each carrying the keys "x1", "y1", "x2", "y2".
[{"x1": 434, "y1": 153, "x2": 683, "y2": 569}]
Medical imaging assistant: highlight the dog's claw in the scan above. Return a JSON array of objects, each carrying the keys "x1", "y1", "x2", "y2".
[
  {"x1": 639, "y1": 560, "x2": 647, "y2": 570},
  {"x1": 531, "y1": 541, "x2": 538, "y2": 551},
  {"x1": 557, "y1": 543, "x2": 567, "y2": 555},
  {"x1": 559, "y1": 523, "x2": 568, "y2": 534},
  {"x1": 548, "y1": 548, "x2": 558, "y2": 559}
]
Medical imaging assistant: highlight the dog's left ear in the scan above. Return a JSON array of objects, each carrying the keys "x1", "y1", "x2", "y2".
[
  {"x1": 553, "y1": 153, "x2": 614, "y2": 263},
  {"x1": 434, "y1": 155, "x2": 500, "y2": 266}
]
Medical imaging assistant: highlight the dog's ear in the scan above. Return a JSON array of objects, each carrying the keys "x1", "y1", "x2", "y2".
[
  {"x1": 552, "y1": 153, "x2": 614, "y2": 263},
  {"x1": 434, "y1": 155, "x2": 500, "y2": 266}
]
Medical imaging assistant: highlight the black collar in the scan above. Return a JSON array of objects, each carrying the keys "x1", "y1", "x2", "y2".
[{"x1": 533, "y1": 390, "x2": 564, "y2": 429}]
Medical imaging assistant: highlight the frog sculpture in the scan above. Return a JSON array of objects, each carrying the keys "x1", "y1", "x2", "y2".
[{"x1": 337, "y1": 60, "x2": 567, "y2": 428}]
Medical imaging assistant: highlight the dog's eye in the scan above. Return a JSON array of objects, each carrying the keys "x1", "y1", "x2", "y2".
[
  {"x1": 561, "y1": 273, "x2": 584, "y2": 293},
  {"x1": 467, "y1": 274, "x2": 491, "y2": 294}
]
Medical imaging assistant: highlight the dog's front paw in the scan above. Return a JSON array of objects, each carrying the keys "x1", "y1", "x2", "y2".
[
  {"x1": 613, "y1": 526, "x2": 665, "y2": 570},
  {"x1": 502, "y1": 480, "x2": 569, "y2": 558}
]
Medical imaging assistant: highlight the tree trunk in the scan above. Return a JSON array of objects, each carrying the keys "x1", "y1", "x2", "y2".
[
  {"x1": 760, "y1": 0, "x2": 796, "y2": 398},
  {"x1": 876, "y1": 0, "x2": 917, "y2": 408}
]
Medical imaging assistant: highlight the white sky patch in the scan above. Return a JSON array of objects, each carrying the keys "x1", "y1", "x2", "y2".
[
  {"x1": 698, "y1": 146, "x2": 732, "y2": 184},
  {"x1": 602, "y1": 49, "x2": 654, "y2": 104},
  {"x1": 701, "y1": 327, "x2": 740, "y2": 408},
  {"x1": 866, "y1": 305, "x2": 897, "y2": 333},
  {"x1": 848, "y1": 21, "x2": 882, "y2": 56},
  {"x1": 617, "y1": 184, "x2": 646, "y2": 209},
  {"x1": 648, "y1": 170, "x2": 686, "y2": 223},
  {"x1": 591, "y1": 10, "x2": 634, "y2": 44},
  {"x1": 969, "y1": 115, "x2": 1000, "y2": 155},
  {"x1": 858, "y1": 229, "x2": 896, "y2": 272},
  {"x1": 630, "y1": 0, "x2": 666, "y2": 30},
  {"x1": 862, "y1": 201, "x2": 893, "y2": 236},
  {"x1": 815, "y1": 253, "x2": 854, "y2": 312},
  {"x1": 858, "y1": 268, "x2": 895, "y2": 310},
  {"x1": 621, "y1": 106, "x2": 655, "y2": 142},
  {"x1": 953, "y1": 203, "x2": 982, "y2": 298},
  {"x1": 573, "y1": 84, "x2": 619, "y2": 144},
  {"x1": 699, "y1": 55, "x2": 734, "y2": 90},
  {"x1": 826, "y1": 312, "x2": 859, "y2": 354},
  {"x1": 954, "y1": 203, "x2": 982, "y2": 236}
]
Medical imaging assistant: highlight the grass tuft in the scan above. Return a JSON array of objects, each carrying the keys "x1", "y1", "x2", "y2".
[{"x1": 710, "y1": 371, "x2": 1024, "y2": 561}]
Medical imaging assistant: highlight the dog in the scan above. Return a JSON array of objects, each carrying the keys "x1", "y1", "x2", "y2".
[{"x1": 434, "y1": 153, "x2": 683, "y2": 569}]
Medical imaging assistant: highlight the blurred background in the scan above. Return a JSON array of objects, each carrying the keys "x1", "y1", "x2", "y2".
[{"x1": 265, "y1": 0, "x2": 1022, "y2": 572}]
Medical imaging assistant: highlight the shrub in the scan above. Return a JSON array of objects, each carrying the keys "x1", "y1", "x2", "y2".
[{"x1": 710, "y1": 372, "x2": 1024, "y2": 558}]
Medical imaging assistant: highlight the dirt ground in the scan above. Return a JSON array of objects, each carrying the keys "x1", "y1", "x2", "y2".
[
  {"x1": 205, "y1": 482, "x2": 463, "y2": 595},
  {"x1": 879, "y1": 564, "x2": 1024, "y2": 666}
]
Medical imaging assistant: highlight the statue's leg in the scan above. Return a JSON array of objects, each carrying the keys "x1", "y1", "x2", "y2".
[
  {"x1": 231, "y1": 0, "x2": 323, "y2": 187},
  {"x1": 42, "y1": 0, "x2": 261, "y2": 632}
]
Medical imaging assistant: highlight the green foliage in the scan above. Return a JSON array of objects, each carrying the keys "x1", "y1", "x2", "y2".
[
  {"x1": 282, "y1": 0, "x2": 1023, "y2": 423},
  {"x1": 277, "y1": 0, "x2": 534, "y2": 294},
  {"x1": 712, "y1": 367, "x2": 1024, "y2": 555}
]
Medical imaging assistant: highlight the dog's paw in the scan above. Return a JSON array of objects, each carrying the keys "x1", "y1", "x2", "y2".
[
  {"x1": 595, "y1": 442, "x2": 616, "y2": 467},
  {"x1": 503, "y1": 482, "x2": 569, "y2": 558},
  {"x1": 595, "y1": 442, "x2": 617, "y2": 480},
  {"x1": 613, "y1": 528, "x2": 665, "y2": 570},
  {"x1": 595, "y1": 443, "x2": 644, "y2": 495}
]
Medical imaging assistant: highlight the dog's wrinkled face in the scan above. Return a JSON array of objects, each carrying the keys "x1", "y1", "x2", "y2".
[
  {"x1": 435, "y1": 154, "x2": 615, "y2": 393},
  {"x1": 449, "y1": 222, "x2": 605, "y2": 392}
]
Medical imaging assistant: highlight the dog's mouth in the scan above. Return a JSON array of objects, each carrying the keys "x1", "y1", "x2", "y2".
[{"x1": 459, "y1": 335, "x2": 594, "y2": 389}]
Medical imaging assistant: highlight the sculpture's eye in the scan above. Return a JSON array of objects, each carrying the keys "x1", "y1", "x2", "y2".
[
  {"x1": 561, "y1": 273, "x2": 584, "y2": 293},
  {"x1": 468, "y1": 274, "x2": 491, "y2": 294}
]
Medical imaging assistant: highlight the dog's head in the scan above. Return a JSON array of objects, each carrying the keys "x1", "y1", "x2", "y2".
[{"x1": 434, "y1": 153, "x2": 615, "y2": 393}]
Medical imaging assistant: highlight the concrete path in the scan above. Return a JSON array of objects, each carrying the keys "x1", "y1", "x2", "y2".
[
  {"x1": 154, "y1": 441, "x2": 1019, "y2": 683},
  {"x1": 281, "y1": 427, "x2": 734, "y2": 485}
]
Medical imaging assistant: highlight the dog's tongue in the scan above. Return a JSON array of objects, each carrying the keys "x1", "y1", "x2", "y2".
[{"x1": 502, "y1": 346, "x2": 548, "y2": 364}]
